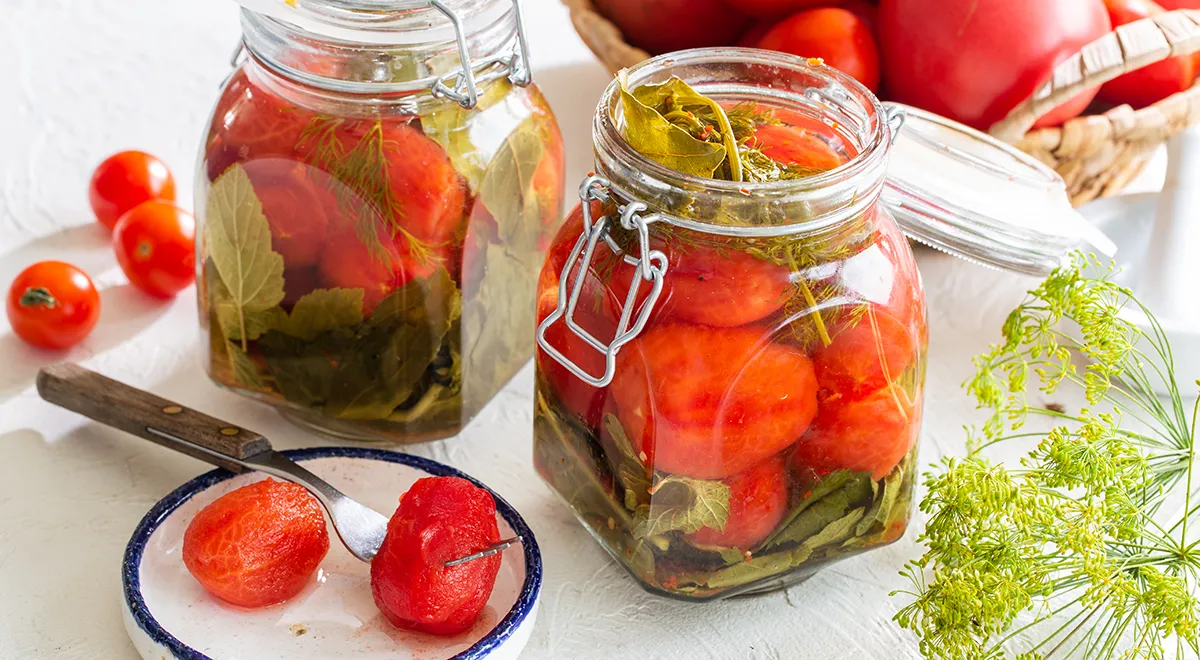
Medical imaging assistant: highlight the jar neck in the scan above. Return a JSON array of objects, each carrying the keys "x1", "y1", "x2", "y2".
[
  {"x1": 592, "y1": 48, "x2": 893, "y2": 239},
  {"x1": 240, "y1": 0, "x2": 518, "y2": 98}
]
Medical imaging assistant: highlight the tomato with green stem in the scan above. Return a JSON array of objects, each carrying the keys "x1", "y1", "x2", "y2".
[
  {"x1": 7, "y1": 261, "x2": 101, "y2": 350},
  {"x1": 112, "y1": 201, "x2": 196, "y2": 299},
  {"x1": 613, "y1": 324, "x2": 819, "y2": 479},
  {"x1": 89, "y1": 151, "x2": 176, "y2": 231}
]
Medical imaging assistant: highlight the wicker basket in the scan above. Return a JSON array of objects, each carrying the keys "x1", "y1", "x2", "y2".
[{"x1": 564, "y1": 0, "x2": 1200, "y2": 206}]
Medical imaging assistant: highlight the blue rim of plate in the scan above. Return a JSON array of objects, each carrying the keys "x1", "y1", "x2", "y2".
[{"x1": 122, "y1": 447, "x2": 542, "y2": 660}]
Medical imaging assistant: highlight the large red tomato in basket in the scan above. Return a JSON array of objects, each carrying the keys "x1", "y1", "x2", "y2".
[{"x1": 879, "y1": 0, "x2": 1112, "y2": 131}]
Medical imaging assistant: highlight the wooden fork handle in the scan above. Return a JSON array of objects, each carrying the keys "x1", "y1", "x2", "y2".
[{"x1": 37, "y1": 363, "x2": 271, "y2": 474}]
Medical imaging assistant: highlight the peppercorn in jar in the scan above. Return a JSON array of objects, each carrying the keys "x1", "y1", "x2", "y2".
[{"x1": 197, "y1": 0, "x2": 563, "y2": 442}]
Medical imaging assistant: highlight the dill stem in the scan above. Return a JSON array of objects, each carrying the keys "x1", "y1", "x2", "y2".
[
  {"x1": 697, "y1": 97, "x2": 742, "y2": 182},
  {"x1": 796, "y1": 279, "x2": 832, "y2": 347},
  {"x1": 1044, "y1": 602, "x2": 1104, "y2": 659}
]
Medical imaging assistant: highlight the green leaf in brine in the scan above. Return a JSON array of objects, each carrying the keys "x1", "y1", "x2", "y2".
[
  {"x1": 634, "y1": 475, "x2": 731, "y2": 537},
  {"x1": 676, "y1": 546, "x2": 815, "y2": 592},
  {"x1": 759, "y1": 470, "x2": 873, "y2": 552},
  {"x1": 618, "y1": 80, "x2": 726, "y2": 179},
  {"x1": 205, "y1": 164, "x2": 287, "y2": 350},
  {"x1": 603, "y1": 413, "x2": 651, "y2": 511},
  {"x1": 856, "y1": 463, "x2": 905, "y2": 537},
  {"x1": 476, "y1": 118, "x2": 545, "y2": 253},
  {"x1": 258, "y1": 329, "x2": 344, "y2": 408},
  {"x1": 271, "y1": 288, "x2": 364, "y2": 341},
  {"x1": 227, "y1": 340, "x2": 266, "y2": 390},
  {"x1": 421, "y1": 80, "x2": 513, "y2": 192},
  {"x1": 460, "y1": 244, "x2": 537, "y2": 412},
  {"x1": 802, "y1": 507, "x2": 867, "y2": 549},
  {"x1": 322, "y1": 269, "x2": 460, "y2": 420}
]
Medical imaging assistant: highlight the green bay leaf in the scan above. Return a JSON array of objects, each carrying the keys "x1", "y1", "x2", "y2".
[
  {"x1": 803, "y1": 507, "x2": 867, "y2": 549},
  {"x1": 421, "y1": 80, "x2": 513, "y2": 192},
  {"x1": 858, "y1": 463, "x2": 905, "y2": 537},
  {"x1": 760, "y1": 471, "x2": 873, "y2": 552},
  {"x1": 477, "y1": 118, "x2": 545, "y2": 252},
  {"x1": 619, "y1": 86, "x2": 726, "y2": 178},
  {"x1": 677, "y1": 546, "x2": 814, "y2": 592},
  {"x1": 206, "y1": 164, "x2": 286, "y2": 348}
]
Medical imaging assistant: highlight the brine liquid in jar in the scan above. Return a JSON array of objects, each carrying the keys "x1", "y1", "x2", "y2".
[
  {"x1": 198, "y1": 2, "x2": 564, "y2": 443},
  {"x1": 534, "y1": 49, "x2": 926, "y2": 600}
]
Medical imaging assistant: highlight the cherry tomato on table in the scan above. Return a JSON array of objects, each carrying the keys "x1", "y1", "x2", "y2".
[
  {"x1": 879, "y1": 0, "x2": 1112, "y2": 130},
  {"x1": 113, "y1": 201, "x2": 197, "y2": 299},
  {"x1": 7, "y1": 261, "x2": 101, "y2": 350},
  {"x1": 757, "y1": 8, "x2": 881, "y2": 92},
  {"x1": 88, "y1": 151, "x2": 176, "y2": 230},
  {"x1": 1098, "y1": 0, "x2": 1197, "y2": 108}
]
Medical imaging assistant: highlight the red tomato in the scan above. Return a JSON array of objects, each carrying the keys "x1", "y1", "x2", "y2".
[
  {"x1": 792, "y1": 385, "x2": 916, "y2": 480},
  {"x1": 339, "y1": 121, "x2": 466, "y2": 245},
  {"x1": 727, "y1": 0, "x2": 833, "y2": 18},
  {"x1": 205, "y1": 69, "x2": 310, "y2": 181},
  {"x1": 608, "y1": 237, "x2": 793, "y2": 329},
  {"x1": 1099, "y1": 0, "x2": 1197, "y2": 108},
  {"x1": 7, "y1": 261, "x2": 101, "y2": 350},
  {"x1": 879, "y1": 0, "x2": 1111, "y2": 130},
  {"x1": 686, "y1": 456, "x2": 789, "y2": 550},
  {"x1": 613, "y1": 324, "x2": 819, "y2": 479},
  {"x1": 88, "y1": 151, "x2": 176, "y2": 231},
  {"x1": 757, "y1": 8, "x2": 881, "y2": 92},
  {"x1": 594, "y1": 0, "x2": 753, "y2": 54},
  {"x1": 183, "y1": 479, "x2": 329, "y2": 609},
  {"x1": 814, "y1": 306, "x2": 916, "y2": 398},
  {"x1": 242, "y1": 159, "x2": 333, "y2": 269},
  {"x1": 319, "y1": 229, "x2": 444, "y2": 316},
  {"x1": 283, "y1": 268, "x2": 319, "y2": 308},
  {"x1": 536, "y1": 204, "x2": 619, "y2": 429},
  {"x1": 754, "y1": 123, "x2": 848, "y2": 170},
  {"x1": 112, "y1": 201, "x2": 196, "y2": 299},
  {"x1": 371, "y1": 477, "x2": 501, "y2": 636},
  {"x1": 1156, "y1": 0, "x2": 1200, "y2": 6},
  {"x1": 739, "y1": 21, "x2": 776, "y2": 47},
  {"x1": 836, "y1": 0, "x2": 879, "y2": 33}
]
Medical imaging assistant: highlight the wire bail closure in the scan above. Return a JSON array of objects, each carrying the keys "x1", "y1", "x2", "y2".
[
  {"x1": 430, "y1": 0, "x2": 532, "y2": 109},
  {"x1": 535, "y1": 175, "x2": 669, "y2": 388}
]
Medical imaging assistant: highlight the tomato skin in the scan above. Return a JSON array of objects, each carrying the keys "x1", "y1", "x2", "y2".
[
  {"x1": 727, "y1": 0, "x2": 834, "y2": 18},
  {"x1": 758, "y1": 8, "x2": 881, "y2": 92},
  {"x1": 7, "y1": 261, "x2": 101, "y2": 350},
  {"x1": 792, "y1": 385, "x2": 916, "y2": 481},
  {"x1": 370, "y1": 477, "x2": 501, "y2": 636},
  {"x1": 1098, "y1": 0, "x2": 1197, "y2": 108},
  {"x1": 183, "y1": 479, "x2": 329, "y2": 609},
  {"x1": 754, "y1": 123, "x2": 848, "y2": 171},
  {"x1": 613, "y1": 324, "x2": 819, "y2": 479},
  {"x1": 594, "y1": 0, "x2": 752, "y2": 54},
  {"x1": 112, "y1": 201, "x2": 196, "y2": 299},
  {"x1": 686, "y1": 456, "x2": 789, "y2": 550},
  {"x1": 89, "y1": 151, "x2": 176, "y2": 231},
  {"x1": 879, "y1": 0, "x2": 1111, "y2": 130}
]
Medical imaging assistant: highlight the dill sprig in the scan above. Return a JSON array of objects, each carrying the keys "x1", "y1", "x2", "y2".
[
  {"x1": 299, "y1": 116, "x2": 438, "y2": 267},
  {"x1": 894, "y1": 253, "x2": 1200, "y2": 659}
]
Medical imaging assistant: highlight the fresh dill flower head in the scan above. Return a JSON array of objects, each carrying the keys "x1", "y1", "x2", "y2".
[{"x1": 894, "y1": 254, "x2": 1200, "y2": 660}]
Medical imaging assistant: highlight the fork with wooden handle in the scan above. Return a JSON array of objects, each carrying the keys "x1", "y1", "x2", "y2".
[{"x1": 35, "y1": 362, "x2": 516, "y2": 566}]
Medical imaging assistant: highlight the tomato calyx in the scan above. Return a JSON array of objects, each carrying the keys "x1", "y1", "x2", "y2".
[{"x1": 19, "y1": 287, "x2": 58, "y2": 309}]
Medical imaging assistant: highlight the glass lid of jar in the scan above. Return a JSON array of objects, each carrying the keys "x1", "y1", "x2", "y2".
[{"x1": 881, "y1": 104, "x2": 1116, "y2": 276}]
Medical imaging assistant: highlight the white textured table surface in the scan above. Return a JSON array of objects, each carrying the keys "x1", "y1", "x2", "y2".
[{"x1": 0, "y1": 2, "x2": 1167, "y2": 659}]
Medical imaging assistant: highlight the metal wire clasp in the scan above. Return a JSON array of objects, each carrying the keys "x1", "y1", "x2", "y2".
[
  {"x1": 430, "y1": 0, "x2": 533, "y2": 109},
  {"x1": 535, "y1": 176, "x2": 669, "y2": 388}
]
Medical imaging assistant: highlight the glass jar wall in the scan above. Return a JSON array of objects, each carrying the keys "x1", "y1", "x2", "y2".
[
  {"x1": 533, "y1": 49, "x2": 926, "y2": 600},
  {"x1": 197, "y1": 1, "x2": 563, "y2": 442}
]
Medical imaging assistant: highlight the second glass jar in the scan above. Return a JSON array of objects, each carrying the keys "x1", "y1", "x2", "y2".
[{"x1": 534, "y1": 49, "x2": 927, "y2": 600}]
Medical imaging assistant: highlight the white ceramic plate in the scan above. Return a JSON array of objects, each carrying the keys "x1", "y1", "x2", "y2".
[{"x1": 122, "y1": 447, "x2": 541, "y2": 660}]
